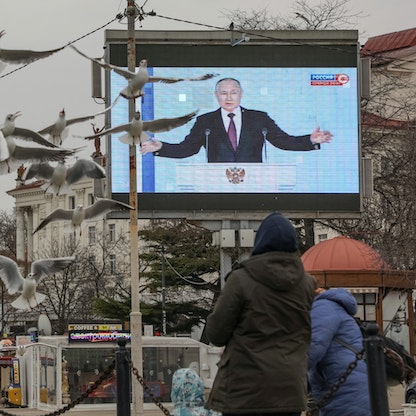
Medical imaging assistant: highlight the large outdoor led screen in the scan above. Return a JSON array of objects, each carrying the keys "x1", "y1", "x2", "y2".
[{"x1": 107, "y1": 31, "x2": 361, "y2": 217}]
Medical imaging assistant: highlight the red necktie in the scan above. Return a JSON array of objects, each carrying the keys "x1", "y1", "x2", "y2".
[{"x1": 227, "y1": 113, "x2": 237, "y2": 150}]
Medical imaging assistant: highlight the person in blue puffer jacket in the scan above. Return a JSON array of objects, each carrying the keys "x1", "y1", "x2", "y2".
[{"x1": 308, "y1": 287, "x2": 371, "y2": 416}]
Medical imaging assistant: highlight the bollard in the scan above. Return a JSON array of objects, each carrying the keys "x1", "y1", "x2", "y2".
[
  {"x1": 116, "y1": 338, "x2": 131, "y2": 416},
  {"x1": 363, "y1": 322, "x2": 389, "y2": 416}
]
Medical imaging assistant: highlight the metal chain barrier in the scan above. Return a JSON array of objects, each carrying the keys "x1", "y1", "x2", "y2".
[
  {"x1": 6, "y1": 344, "x2": 410, "y2": 416},
  {"x1": 126, "y1": 355, "x2": 172, "y2": 416},
  {"x1": 305, "y1": 349, "x2": 364, "y2": 416},
  {"x1": 0, "y1": 360, "x2": 116, "y2": 416}
]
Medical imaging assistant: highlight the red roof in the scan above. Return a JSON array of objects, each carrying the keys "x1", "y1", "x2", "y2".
[
  {"x1": 361, "y1": 111, "x2": 412, "y2": 129},
  {"x1": 361, "y1": 27, "x2": 416, "y2": 55},
  {"x1": 7, "y1": 180, "x2": 44, "y2": 194},
  {"x1": 301, "y1": 236, "x2": 387, "y2": 271}
]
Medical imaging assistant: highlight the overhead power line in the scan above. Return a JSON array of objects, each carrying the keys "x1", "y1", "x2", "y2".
[{"x1": 0, "y1": 14, "x2": 124, "y2": 79}]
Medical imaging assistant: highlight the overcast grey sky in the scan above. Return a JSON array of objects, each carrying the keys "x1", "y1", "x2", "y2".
[{"x1": 1, "y1": 0, "x2": 415, "y2": 212}]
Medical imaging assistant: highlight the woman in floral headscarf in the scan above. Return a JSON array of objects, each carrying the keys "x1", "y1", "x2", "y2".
[{"x1": 171, "y1": 368, "x2": 220, "y2": 416}]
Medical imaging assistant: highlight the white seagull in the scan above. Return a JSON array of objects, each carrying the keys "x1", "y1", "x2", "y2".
[
  {"x1": 2, "y1": 111, "x2": 59, "y2": 148},
  {"x1": 22, "y1": 158, "x2": 106, "y2": 195},
  {"x1": 38, "y1": 107, "x2": 114, "y2": 146},
  {"x1": 0, "y1": 30, "x2": 65, "y2": 73},
  {"x1": 84, "y1": 110, "x2": 197, "y2": 145},
  {"x1": 33, "y1": 198, "x2": 135, "y2": 236},
  {"x1": 0, "y1": 112, "x2": 77, "y2": 174},
  {"x1": 71, "y1": 45, "x2": 218, "y2": 100},
  {"x1": 0, "y1": 255, "x2": 76, "y2": 311}
]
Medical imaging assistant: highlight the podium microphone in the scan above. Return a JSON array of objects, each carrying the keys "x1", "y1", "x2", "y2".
[
  {"x1": 205, "y1": 129, "x2": 211, "y2": 162},
  {"x1": 262, "y1": 128, "x2": 268, "y2": 163}
]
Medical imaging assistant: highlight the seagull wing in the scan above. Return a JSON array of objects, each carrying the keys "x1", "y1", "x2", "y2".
[
  {"x1": 148, "y1": 73, "x2": 218, "y2": 84},
  {"x1": 70, "y1": 45, "x2": 135, "y2": 80},
  {"x1": 37, "y1": 123, "x2": 55, "y2": 135},
  {"x1": 84, "y1": 123, "x2": 130, "y2": 140},
  {"x1": 0, "y1": 255, "x2": 24, "y2": 294},
  {"x1": 65, "y1": 114, "x2": 97, "y2": 127},
  {"x1": 142, "y1": 111, "x2": 197, "y2": 133},
  {"x1": 33, "y1": 208, "x2": 74, "y2": 234},
  {"x1": 12, "y1": 127, "x2": 59, "y2": 148},
  {"x1": 22, "y1": 162, "x2": 55, "y2": 181},
  {"x1": 0, "y1": 46, "x2": 64, "y2": 65},
  {"x1": 11, "y1": 145, "x2": 75, "y2": 163},
  {"x1": 0, "y1": 131, "x2": 9, "y2": 162},
  {"x1": 84, "y1": 198, "x2": 134, "y2": 220},
  {"x1": 31, "y1": 257, "x2": 75, "y2": 284},
  {"x1": 66, "y1": 159, "x2": 106, "y2": 184},
  {"x1": 105, "y1": 64, "x2": 136, "y2": 80}
]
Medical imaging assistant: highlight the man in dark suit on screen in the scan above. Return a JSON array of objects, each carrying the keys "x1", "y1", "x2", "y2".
[{"x1": 140, "y1": 78, "x2": 333, "y2": 163}]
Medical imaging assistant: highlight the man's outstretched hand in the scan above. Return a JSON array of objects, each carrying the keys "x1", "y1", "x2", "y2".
[
  {"x1": 140, "y1": 139, "x2": 163, "y2": 155},
  {"x1": 310, "y1": 127, "x2": 333, "y2": 144}
]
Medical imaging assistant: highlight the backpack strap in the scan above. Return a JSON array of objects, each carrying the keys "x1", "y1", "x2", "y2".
[{"x1": 333, "y1": 337, "x2": 360, "y2": 355}]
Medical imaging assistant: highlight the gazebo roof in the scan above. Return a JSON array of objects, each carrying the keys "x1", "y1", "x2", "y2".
[
  {"x1": 301, "y1": 236, "x2": 387, "y2": 271},
  {"x1": 300, "y1": 236, "x2": 415, "y2": 289}
]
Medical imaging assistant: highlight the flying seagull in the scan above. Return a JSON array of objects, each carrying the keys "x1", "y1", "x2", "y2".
[
  {"x1": 22, "y1": 158, "x2": 106, "y2": 195},
  {"x1": 84, "y1": 110, "x2": 197, "y2": 145},
  {"x1": 38, "y1": 107, "x2": 115, "y2": 146},
  {"x1": 0, "y1": 111, "x2": 77, "y2": 174},
  {"x1": 1, "y1": 111, "x2": 59, "y2": 148},
  {"x1": 33, "y1": 198, "x2": 135, "y2": 236},
  {"x1": 0, "y1": 30, "x2": 65, "y2": 73},
  {"x1": 0, "y1": 255, "x2": 76, "y2": 310},
  {"x1": 71, "y1": 45, "x2": 218, "y2": 100},
  {"x1": 0, "y1": 136, "x2": 76, "y2": 175}
]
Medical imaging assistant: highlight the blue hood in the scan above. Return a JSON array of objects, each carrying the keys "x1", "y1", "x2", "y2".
[
  {"x1": 314, "y1": 288, "x2": 358, "y2": 316},
  {"x1": 252, "y1": 213, "x2": 298, "y2": 255}
]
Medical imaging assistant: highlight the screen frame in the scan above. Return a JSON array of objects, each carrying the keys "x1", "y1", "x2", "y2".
[{"x1": 104, "y1": 29, "x2": 362, "y2": 220}]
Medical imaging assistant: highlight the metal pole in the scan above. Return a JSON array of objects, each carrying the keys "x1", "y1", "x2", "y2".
[
  {"x1": 116, "y1": 338, "x2": 131, "y2": 416},
  {"x1": 220, "y1": 220, "x2": 232, "y2": 289},
  {"x1": 161, "y1": 246, "x2": 167, "y2": 336},
  {"x1": 1, "y1": 282, "x2": 4, "y2": 336},
  {"x1": 363, "y1": 322, "x2": 390, "y2": 416},
  {"x1": 126, "y1": 2, "x2": 143, "y2": 415}
]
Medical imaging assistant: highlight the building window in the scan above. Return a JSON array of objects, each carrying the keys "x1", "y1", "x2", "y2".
[
  {"x1": 318, "y1": 234, "x2": 328, "y2": 242},
  {"x1": 88, "y1": 193, "x2": 94, "y2": 205},
  {"x1": 354, "y1": 293, "x2": 377, "y2": 321},
  {"x1": 88, "y1": 226, "x2": 96, "y2": 244},
  {"x1": 109, "y1": 224, "x2": 116, "y2": 242},
  {"x1": 69, "y1": 196, "x2": 75, "y2": 210},
  {"x1": 109, "y1": 254, "x2": 116, "y2": 274}
]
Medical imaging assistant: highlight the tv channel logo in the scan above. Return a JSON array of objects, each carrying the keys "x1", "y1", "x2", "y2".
[{"x1": 310, "y1": 73, "x2": 350, "y2": 86}]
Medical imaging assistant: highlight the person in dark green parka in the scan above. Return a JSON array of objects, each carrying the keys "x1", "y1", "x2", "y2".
[{"x1": 205, "y1": 213, "x2": 315, "y2": 416}]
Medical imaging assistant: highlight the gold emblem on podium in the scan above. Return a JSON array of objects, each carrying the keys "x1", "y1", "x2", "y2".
[{"x1": 226, "y1": 167, "x2": 245, "y2": 184}]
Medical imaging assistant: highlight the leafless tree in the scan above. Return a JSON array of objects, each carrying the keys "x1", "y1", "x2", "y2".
[
  {"x1": 0, "y1": 209, "x2": 16, "y2": 258},
  {"x1": 31, "y1": 229, "x2": 131, "y2": 334},
  {"x1": 222, "y1": 0, "x2": 364, "y2": 32}
]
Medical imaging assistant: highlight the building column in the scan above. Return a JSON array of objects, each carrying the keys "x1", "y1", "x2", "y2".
[
  {"x1": 26, "y1": 208, "x2": 34, "y2": 263},
  {"x1": 15, "y1": 207, "x2": 25, "y2": 264}
]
